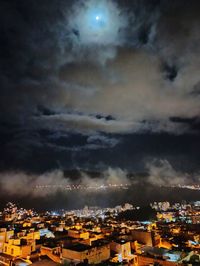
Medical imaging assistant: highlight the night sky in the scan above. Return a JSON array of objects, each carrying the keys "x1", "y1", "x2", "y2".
[{"x1": 0, "y1": 0, "x2": 200, "y2": 208}]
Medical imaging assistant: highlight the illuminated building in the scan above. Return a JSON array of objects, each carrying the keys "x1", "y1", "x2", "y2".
[
  {"x1": 3, "y1": 238, "x2": 33, "y2": 259},
  {"x1": 68, "y1": 229, "x2": 89, "y2": 240},
  {"x1": 0, "y1": 229, "x2": 14, "y2": 252},
  {"x1": 110, "y1": 239, "x2": 136, "y2": 264},
  {"x1": 138, "y1": 246, "x2": 186, "y2": 266},
  {"x1": 131, "y1": 229, "x2": 161, "y2": 247},
  {"x1": 62, "y1": 241, "x2": 110, "y2": 264}
]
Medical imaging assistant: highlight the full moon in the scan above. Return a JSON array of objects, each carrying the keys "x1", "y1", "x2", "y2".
[{"x1": 69, "y1": 0, "x2": 128, "y2": 45}]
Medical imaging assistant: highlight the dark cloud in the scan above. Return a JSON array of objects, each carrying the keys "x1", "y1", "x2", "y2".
[
  {"x1": 170, "y1": 116, "x2": 200, "y2": 132},
  {"x1": 162, "y1": 63, "x2": 178, "y2": 81}
]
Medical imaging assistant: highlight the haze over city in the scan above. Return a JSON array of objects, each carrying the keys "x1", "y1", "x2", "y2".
[{"x1": 0, "y1": 0, "x2": 200, "y2": 209}]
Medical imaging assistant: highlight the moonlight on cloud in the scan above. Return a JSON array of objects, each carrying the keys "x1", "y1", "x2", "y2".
[{"x1": 69, "y1": 0, "x2": 128, "y2": 45}]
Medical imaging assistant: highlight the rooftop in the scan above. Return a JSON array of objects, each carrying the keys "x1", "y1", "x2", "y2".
[
  {"x1": 141, "y1": 247, "x2": 182, "y2": 262},
  {"x1": 64, "y1": 243, "x2": 92, "y2": 252}
]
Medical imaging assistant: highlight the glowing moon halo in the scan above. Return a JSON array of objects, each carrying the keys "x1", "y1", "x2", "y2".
[{"x1": 69, "y1": 0, "x2": 128, "y2": 45}]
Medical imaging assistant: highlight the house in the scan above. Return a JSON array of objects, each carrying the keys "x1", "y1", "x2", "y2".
[{"x1": 62, "y1": 240, "x2": 110, "y2": 265}]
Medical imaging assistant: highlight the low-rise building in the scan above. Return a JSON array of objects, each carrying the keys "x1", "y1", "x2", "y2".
[
  {"x1": 138, "y1": 246, "x2": 185, "y2": 266},
  {"x1": 0, "y1": 229, "x2": 14, "y2": 252},
  {"x1": 3, "y1": 239, "x2": 33, "y2": 258},
  {"x1": 62, "y1": 241, "x2": 110, "y2": 264},
  {"x1": 68, "y1": 229, "x2": 89, "y2": 240}
]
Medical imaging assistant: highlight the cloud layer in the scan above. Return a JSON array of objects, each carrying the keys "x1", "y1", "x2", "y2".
[
  {"x1": 0, "y1": 167, "x2": 130, "y2": 197},
  {"x1": 1, "y1": 0, "x2": 200, "y2": 135},
  {"x1": 0, "y1": 0, "x2": 200, "y2": 179},
  {"x1": 0, "y1": 161, "x2": 199, "y2": 198}
]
